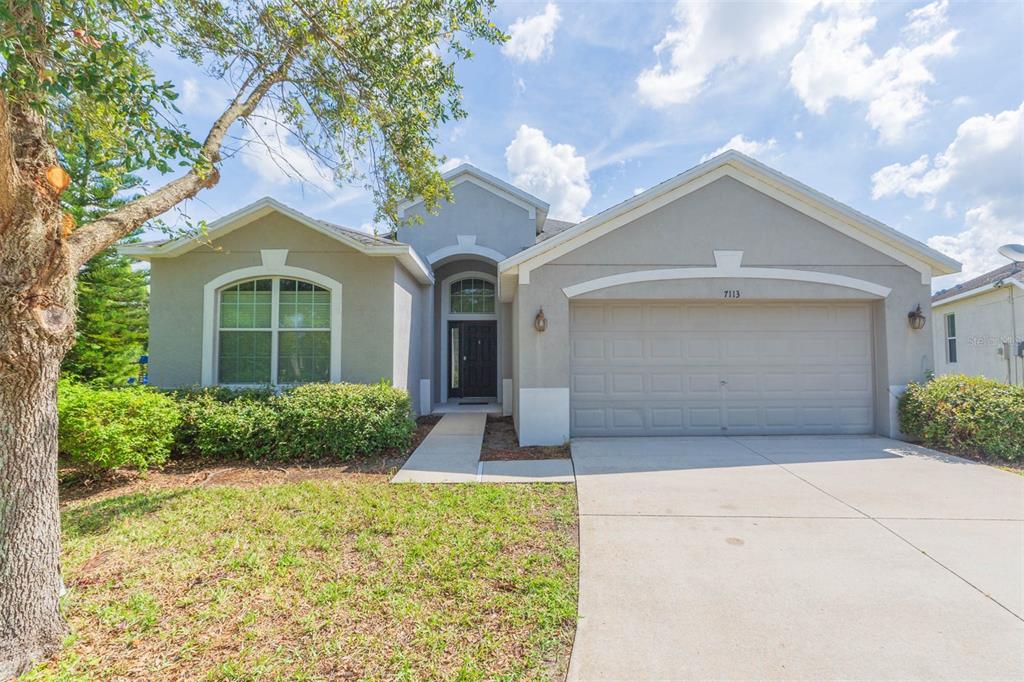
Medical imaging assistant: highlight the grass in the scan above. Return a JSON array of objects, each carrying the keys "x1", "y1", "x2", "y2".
[{"x1": 29, "y1": 480, "x2": 578, "y2": 681}]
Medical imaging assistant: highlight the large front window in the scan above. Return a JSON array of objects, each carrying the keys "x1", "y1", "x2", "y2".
[{"x1": 218, "y1": 277, "x2": 331, "y2": 385}]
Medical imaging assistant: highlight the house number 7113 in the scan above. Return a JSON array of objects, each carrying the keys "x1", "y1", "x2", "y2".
[{"x1": 723, "y1": 289, "x2": 741, "y2": 299}]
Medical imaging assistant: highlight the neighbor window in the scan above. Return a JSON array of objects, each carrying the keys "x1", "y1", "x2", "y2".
[
  {"x1": 218, "y1": 277, "x2": 331, "y2": 385},
  {"x1": 944, "y1": 313, "x2": 957, "y2": 364},
  {"x1": 449, "y1": 278, "x2": 495, "y2": 314}
]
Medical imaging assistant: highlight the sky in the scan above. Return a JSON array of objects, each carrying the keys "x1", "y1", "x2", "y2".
[{"x1": 147, "y1": 0, "x2": 1024, "y2": 291}]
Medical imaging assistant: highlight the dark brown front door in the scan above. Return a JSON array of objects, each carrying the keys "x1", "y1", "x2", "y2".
[{"x1": 449, "y1": 321, "x2": 497, "y2": 398}]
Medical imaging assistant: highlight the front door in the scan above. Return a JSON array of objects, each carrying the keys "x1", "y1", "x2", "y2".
[{"x1": 449, "y1": 321, "x2": 497, "y2": 398}]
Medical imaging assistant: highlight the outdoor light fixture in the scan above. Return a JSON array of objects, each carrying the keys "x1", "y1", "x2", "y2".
[
  {"x1": 908, "y1": 304, "x2": 926, "y2": 330},
  {"x1": 534, "y1": 307, "x2": 547, "y2": 332}
]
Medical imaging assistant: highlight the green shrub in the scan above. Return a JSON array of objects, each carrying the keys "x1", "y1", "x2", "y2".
[
  {"x1": 274, "y1": 382, "x2": 415, "y2": 460},
  {"x1": 174, "y1": 394, "x2": 279, "y2": 460},
  {"x1": 162, "y1": 384, "x2": 275, "y2": 403},
  {"x1": 58, "y1": 380, "x2": 180, "y2": 473},
  {"x1": 899, "y1": 374, "x2": 1024, "y2": 460}
]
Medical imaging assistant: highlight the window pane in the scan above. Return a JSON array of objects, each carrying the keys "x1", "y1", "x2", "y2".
[
  {"x1": 278, "y1": 331, "x2": 330, "y2": 383},
  {"x1": 948, "y1": 339, "x2": 957, "y2": 364},
  {"x1": 279, "y1": 279, "x2": 328, "y2": 329},
  {"x1": 946, "y1": 314, "x2": 956, "y2": 338},
  {"x1": 450, "y1": 278, "x2": 494, "y2": 314},
  {"x1": 220, "y1": 279, "x2": 272, "y2": 329},
  {"x1": 218, "y1": 331, "x2": 271, "y2": 383}
]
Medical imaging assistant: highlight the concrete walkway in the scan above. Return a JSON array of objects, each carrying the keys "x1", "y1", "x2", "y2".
[
  {"x1": 391, "y1": 413, "x2": 484, "y2": 483},
  {"x1": 391, "y1": 413, "x2": 575, "y2": 483},
  {"x1": 568, "y1": 436, "x2": 1024, "y2": 681}
]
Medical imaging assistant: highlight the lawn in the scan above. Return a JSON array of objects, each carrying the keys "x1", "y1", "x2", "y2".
[{"x1": 29, "y1": 478, "x2": 578, "y2": 681}]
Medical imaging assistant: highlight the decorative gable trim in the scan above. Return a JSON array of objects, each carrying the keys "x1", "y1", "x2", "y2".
[
  {"x1": 118, "y1": 196, "x2": 434, "y2": 284},
  {"x1": 397, "y1": 163, "x2": 550, "y2": 232},
  {"x1": 562, "y1": 250, "x2": 892, "y2": 299},
  {"x1": 498, "y1": 151, "x2": 960, "y2": 290}
]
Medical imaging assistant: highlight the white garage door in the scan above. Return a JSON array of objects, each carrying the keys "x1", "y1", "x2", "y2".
[{"x1": 570, "y1": 301, "x2": 874, "y2": 436}]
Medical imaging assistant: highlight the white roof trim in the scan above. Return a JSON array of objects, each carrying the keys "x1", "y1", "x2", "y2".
[
  {"x1": 397, "y1": 163, "x2": 550, "y2": 232},
  {"x1": 932, "y1": 278, "x2": 1024, "y2": 307},
  {"x1": 498, "y1": 151, "x2": 961, "y2": 283},
  {"x1": 118, "y1": 196, "x2": 434, "y2": 285}
]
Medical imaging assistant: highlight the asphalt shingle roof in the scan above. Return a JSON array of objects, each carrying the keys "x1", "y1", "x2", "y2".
[
  {"x1": 536, "y1": 218, "x2": 576, "y2": 243},
  {"x1": 932, "y1": 262, "x2": 1024, "y2": 303}
]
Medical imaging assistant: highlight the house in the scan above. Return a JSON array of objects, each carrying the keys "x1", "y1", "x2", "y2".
[
  {"x1": 122, "y1": 151, "x2": 961, "y2": 445},
  {"x1": 931, "y1": 262, "x2": 1024, "y2": 385}
]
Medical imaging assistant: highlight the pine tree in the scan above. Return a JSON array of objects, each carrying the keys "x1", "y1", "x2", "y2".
[{"x1": 59, "y1": 137, "x2": 149, "y2": 383}]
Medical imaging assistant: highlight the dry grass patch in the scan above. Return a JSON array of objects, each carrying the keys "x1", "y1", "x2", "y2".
[{"x1": 30, "y1": 479, "x2": 578, "y2": 681}]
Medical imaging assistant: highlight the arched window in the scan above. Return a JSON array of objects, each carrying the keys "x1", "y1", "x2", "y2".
[
  {"x1": 449, "y1": 277, "x2": 495, "y2": 314},
  {"x1": 217, "y1": 277, "x2": 331, "y2": 385}
]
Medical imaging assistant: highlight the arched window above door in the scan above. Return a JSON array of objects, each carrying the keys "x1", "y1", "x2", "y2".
[{"x1": 449, "y1": 277, "x2": 495, "y2": 315}]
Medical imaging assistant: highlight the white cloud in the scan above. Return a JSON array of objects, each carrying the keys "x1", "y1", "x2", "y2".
[
  {"x1": 440, "y1": 156, "x2": 470, "y2": 173},
  {"x1": 633, "y1": 187, "x2": 646, "y2": 196},
  {"x1": 180, "y1": 78, "x2": 199, "y2": 110},
  {"x1": 502, "y1": 3, "x2": 561, "y2": 63},
  {"x1": 871, "y1": 103, "x2": 1023, "y2": 202},
  {"x1": 637, "y1": 0, "x2": 817, "y2": 107},
  {"x1": 514, "y1": 77, "x2": 527, "y2": 95},
  {"x1": 700, "y1": 134, "x2": 777, "y2": 162},
  {"x1": 929, "y1": 203, "x2": 1024, "y2": 285},
  {"x1": 872, "y1": 103, "x2": 1024, "y2": 284},
  {"x1": 790, "y1": 1, "x2": 958, "y2": 144},
  {"x1": 794, "y1": 130, "x2": 804, "y2": 140},
  {"x1": 505, "y1": 124, "x2": 591, "y2": 221},
  {"x1": 239, "y1": 104, "x2": 337, "y2": 194}
]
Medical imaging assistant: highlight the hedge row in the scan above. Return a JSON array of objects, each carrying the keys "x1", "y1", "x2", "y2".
[
  {"x1": 899, "y1": 374, "x2": 1024, "y2": 460},
  {"x1": 58, "y1": 381, "x2": 415, "y2": 472}
]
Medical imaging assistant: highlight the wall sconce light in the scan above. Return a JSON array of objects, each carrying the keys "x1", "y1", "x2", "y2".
[
  {"x1": 534, "y1": 307, "x2": 547, "y2": 332},
  {"x1": 908, "y1": 304, "x2": 926, "y2": 330}
]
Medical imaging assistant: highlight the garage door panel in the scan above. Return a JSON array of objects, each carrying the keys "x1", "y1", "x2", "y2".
[{"x1": 570, "y1": 301, "x2": 874, "y2": 436}]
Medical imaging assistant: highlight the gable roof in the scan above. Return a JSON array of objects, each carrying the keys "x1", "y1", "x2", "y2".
[
  {"x1": 498, "y1": 151, "x2": 961, "y2": 289},
  {"x1": 119, "y1": 196, "x2": 433, "y2": 284},
  {"x1": 397, "y1": 163, "x2": 551, "y2": 233},
  {"x1": 932, "y1": 262, "x2": 1024, "y2": 306}
]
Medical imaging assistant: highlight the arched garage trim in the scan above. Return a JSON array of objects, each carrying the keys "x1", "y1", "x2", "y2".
[{"x1": 562, "y1": 250, "x2": 892, "y2": 299}]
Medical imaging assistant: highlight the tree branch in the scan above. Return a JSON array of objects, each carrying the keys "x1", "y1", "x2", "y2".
[{"x1": 65, "y1": 56, "x2": 294, "y2": 269}]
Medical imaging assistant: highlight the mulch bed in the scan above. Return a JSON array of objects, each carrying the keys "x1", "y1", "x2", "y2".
[
  {"x1": 479, "y1": 415, "x2": 571, "y2": 461},
  {"x1": 58, "y1": 414, "x2": 443, "y2": 506}
]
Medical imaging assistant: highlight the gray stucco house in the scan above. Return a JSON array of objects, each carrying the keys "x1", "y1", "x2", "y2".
[{"x1": 124, "y1": 151, "x2": 961, "y2": 445}]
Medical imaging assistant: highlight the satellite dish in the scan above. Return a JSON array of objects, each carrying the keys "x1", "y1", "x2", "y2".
[{"x1": 998, "y1": 244, "x2": 1024, "y2": 263}]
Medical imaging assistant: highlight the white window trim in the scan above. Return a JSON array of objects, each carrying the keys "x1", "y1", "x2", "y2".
[
  {"x1": 202, "y1": 262, "x2": 343, "y2": 386},
  {"x1": 945, "y1": 313, "x2": 958, "y2": 364},
  {"x1": 440, "y1": 271, "x2": 499, "y2": 403}
]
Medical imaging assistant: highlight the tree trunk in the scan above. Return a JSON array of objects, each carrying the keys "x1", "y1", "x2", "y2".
[
  {"x1": 0, "y1": 94, "x2": 76, "y2": 675},
  {"x1": 0, "y1": 351, "x2": 67, "y2": 679}
]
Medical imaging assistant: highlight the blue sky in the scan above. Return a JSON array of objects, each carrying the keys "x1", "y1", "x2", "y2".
[{"x1": 147, "y1": 0, "x2": 1023, "y2": 289}]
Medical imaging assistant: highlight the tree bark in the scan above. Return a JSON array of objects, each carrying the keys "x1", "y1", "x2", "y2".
[
  {"x1": 0, "y1": 91, "x2": 77, "y2": 678},
  {"x1": 0, "y1": 350, "x2": 67, "y2": 680}
]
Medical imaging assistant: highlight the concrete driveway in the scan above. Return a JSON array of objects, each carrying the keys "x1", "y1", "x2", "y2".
[{"x1": 568, "y1": 436, "x2": 1024, "y2": 681}]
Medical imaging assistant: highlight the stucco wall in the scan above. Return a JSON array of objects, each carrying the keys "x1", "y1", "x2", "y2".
[
  {"x1": 148, "y1": 213, "x2": 398, "y2": 388},
  {"x1": 932, "y1": 286, "x2": 1024, "y2": 384},
  {"x1": 400, "y1": 180, "x2": 537, "y2": 263},
  {"x1": 513, "y1": 176, "x2": 935, "y2": 441},
  {"x1": 392, "y1": 262, "x2": 427, "y2": 412}
]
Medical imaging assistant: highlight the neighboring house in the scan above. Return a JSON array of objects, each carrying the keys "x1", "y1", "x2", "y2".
[
  {"x1": 931, "y1": 262, "x2": 1024, "y2": 385},
  {"x1": 123, "y1": 151, "x2": 960, "y2": 445}
]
